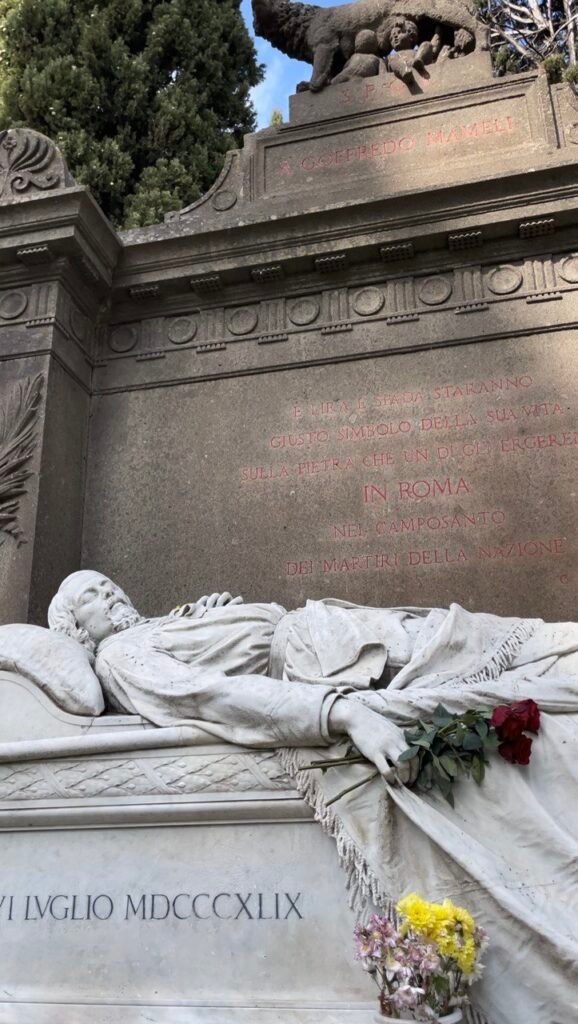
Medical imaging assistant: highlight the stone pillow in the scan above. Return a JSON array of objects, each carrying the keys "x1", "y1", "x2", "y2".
[{"x1": 0, "y1": 623, "x2": 104, "y2": 716}]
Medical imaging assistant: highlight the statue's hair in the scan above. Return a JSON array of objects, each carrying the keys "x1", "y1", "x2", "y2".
[
  {"x1": 47, "y1": 571, "x2": 106, "y2": 660},
  {"x1": 48, "y1": 591, "x2": 96, "y2": 658}
]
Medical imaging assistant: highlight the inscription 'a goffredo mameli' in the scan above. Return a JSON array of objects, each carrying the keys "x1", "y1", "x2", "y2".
[{"x1": 268, "y1": 109, "x2": 521, "y2": 192}]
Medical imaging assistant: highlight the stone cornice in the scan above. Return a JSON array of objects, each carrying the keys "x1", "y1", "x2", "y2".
[{"x1": 114, "y1": 161, "x2": 578, "y2": 296}]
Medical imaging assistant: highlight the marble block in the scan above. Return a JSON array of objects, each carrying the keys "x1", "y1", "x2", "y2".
[
  {"x1": 0, "y1": 674, "x2": 376, "y2": 1022},
  {"x1": 0, "y1": 806, "x2": 376, "y2": 1022}
]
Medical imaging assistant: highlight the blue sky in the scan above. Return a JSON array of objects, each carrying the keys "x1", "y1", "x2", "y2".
[{"x1": 241, "y1": 0, "x2": 345, "y2": 127}]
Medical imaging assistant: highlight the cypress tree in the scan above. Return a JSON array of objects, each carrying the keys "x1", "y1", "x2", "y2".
[{"x1": 0, "y1": 0, "x2": 263, "y2": 227}]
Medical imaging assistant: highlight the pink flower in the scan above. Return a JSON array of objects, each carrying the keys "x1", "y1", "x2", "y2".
[
  {"x1": 390, "y1": 984, "x2": 425, "y2": 1010},
  {"x1": 420, "y1": 946, "x2": 441, "y2": 974}
]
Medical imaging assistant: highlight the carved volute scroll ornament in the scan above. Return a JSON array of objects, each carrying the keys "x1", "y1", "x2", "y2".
[
  {"x1": 0, "y1": 375, "x2": 43, "y2": 546},
  {"x1": 252, "y1": 0, "x2": 487, "y2": 93},
  {"x1": 0, "y1": 129, "x2": 74, "y2": 202}
]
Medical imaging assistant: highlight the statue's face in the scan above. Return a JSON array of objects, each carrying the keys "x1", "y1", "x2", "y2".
[
  {"x1": 68, "y1": 573, "x2": 137, "y2": 644},
  {"x1": 390, "y1": 19, "x2": 417, "y2": 51}
]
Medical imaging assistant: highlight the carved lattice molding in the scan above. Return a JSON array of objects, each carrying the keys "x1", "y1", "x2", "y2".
[{"x1": 0, "y1": 750, "x2": 292, "y2": 801}]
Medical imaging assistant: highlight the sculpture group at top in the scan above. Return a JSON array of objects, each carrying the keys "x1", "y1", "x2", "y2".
[{"x1": 252, "y1": 0, "x2": 487, "y2": 92}]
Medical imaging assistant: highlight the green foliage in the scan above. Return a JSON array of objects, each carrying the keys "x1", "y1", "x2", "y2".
[
  {"x1": 399, "y1": 705, "x2": 498, "y2": 807},
  {"x1": 563, "y1": 61, "x2": 578, "y2": 82},
  {"x1": 475, "y1": 1, "x2": 578, "y2": 77},
  {"x1": 0, "y1": 0, "x2": 263, "y2": 227},
  {"x1": 269, "y1": 107, "x2": 283, "y2": 127},
  {"x1": 493, "y1": 45, "x2": 527, "y2": 76},
  {"x1": 543, "y1": 53, "x2": 565, "y2": 82}
]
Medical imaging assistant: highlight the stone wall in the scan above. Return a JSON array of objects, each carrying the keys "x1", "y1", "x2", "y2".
[{"x1": 1, "y1": 67, "x2": 577, "y2": 623}]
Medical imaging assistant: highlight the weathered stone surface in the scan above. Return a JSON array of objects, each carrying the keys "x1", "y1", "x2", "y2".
[
  {"x1": 0, "y1": 128, "x2": 74, "y2": 202},
  {"x1": 0, "y1": 374, "x2": 43, "y2": 547},
  {"x1": 0, "y1": 175, "x2": 120, "y2": 625},
  {"x1": 83, "y1": 330, "x2": 576, "y2": 620},
  {"x1": 0, "y1": 749, "x2": 292, "y2": 801},
  {"x1": 288, "y1": 45, "x2": 492, "y2": 122},
  {"x1": 0, "y1": 58, "x2": 577, "y2": 629},
  {"x1": 0, "y1": 360, "x2": 48, "y2": 625},
  {"x1": 0, "y1": 58, "x2": 577, "y2": 1024},
  {"x1": 0, "y1": 808, "x2": 374, "y2": 1021}
]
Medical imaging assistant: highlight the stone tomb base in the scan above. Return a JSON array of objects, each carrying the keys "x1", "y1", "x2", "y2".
[{"x1": 0, "y1": 675, "x2": 374, "y2": 1023}]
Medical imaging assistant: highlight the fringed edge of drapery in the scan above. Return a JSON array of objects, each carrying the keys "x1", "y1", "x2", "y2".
[
  {"x1": 280, "y1": 619, "x2": 537, "y2": 912},
  {"x1": 280, "y1": 618, "x2": 530, "y2": 1024},
  {"x1": 281, "y1": 745, "x2": 495, "y2": 1024},
  {"x1": 464, "y1": 1008, "x2": 491, "y2": 1024},
  {"x1": 450, "y1": 618, "x2": 537, "y2": 689},
  {"x1": 278, "y1": 746, "x2": 394, "y2": 915},
  {"x1": 280, "y1": 746, "x2": 494, "y2": 1024}
]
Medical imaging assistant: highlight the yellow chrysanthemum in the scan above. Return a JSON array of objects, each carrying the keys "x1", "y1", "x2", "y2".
[{"x1": 396, "y1": 893, "x2": 478, "y2": 975}]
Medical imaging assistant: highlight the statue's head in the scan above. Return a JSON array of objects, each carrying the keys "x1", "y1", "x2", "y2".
[
  {"x1": 354, "y1": 30, "x2": 378, "y2": 55},
  {"x1": 387, "y1": 18, "x2": 418, "y2": 52},
  {"x1": 48, "y1": 570, "x2": 142, "y2": 655}
]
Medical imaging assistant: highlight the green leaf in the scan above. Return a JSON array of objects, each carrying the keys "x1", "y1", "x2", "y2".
[
  {"x1": 410, "y1": 735, "x2": 435, "y2": 750},
  {"x1": 474, "y1": 719, "x2": 489, "y2": 739},
  {"x1": 439, "y1": 755, "x2": 459, "y2": 778},
  {"x1": 463, "y1": 730, "x2": 483, "y2": 751},
  {"x1": 471, "y1": 755, "x2": 485, "y2": 785},
  {"x1": 432, "y1": 703, "x2": 453, "y2": 726},
  {"x1": 432, "y1": 754, "x2": 448, "y2": 778},
  {"x1": 404, "y1": 729, "x2": 421, "y2": 744},
  {"x1": 398, "y1": 746, "x2": 420, "y2": 762},
  {"x1": 433, "y1": 975, "x2": 450, "y2": 995},
  {"x1": 484, "y1": 732, "x2": 500, "y2": 752},
  {"x1": 435, "y1": 774, "x2": 455, "y2": 806},
  {"x1": 452, "y1": 723, "x2": 466, "y2": 744}
]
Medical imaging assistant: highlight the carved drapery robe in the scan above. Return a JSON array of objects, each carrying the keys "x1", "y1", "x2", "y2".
[
  {"x1": 94, "y1": 599, "x2": 428, "y2": 742},
  {"x1": 95, "y1": 603, "x2": 343, "y2": 746}
]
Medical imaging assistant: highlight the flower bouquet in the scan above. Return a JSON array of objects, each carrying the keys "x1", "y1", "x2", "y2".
[
  {"x1": 306, "y1": 699, "x2": 541, "y2": 807},
  {"x1": 355, "y1": 893, "x2": 488, "y2": 1022}
]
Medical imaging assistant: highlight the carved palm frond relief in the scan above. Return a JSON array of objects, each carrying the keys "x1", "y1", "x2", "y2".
[{"x1": 0, "y1": 374, "x2": 43, "y2": 546}]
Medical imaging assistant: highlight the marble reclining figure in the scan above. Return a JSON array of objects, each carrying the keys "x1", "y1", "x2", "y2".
[{"x1": 0, "y1": 569, "x2": 577, "y2": 1024}]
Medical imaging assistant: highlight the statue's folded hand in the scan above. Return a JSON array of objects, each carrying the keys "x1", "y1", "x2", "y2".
[
  {"x1": 199, "y1": 592, "x2": 244, "y2": 610},
  {"x1": 170, "y1": 592, "x2": 244, "y2": 619}
]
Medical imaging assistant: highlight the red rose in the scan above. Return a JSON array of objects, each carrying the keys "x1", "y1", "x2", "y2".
[
  {"x1": 515, "y1": 699, "x2": 541, "y2": 733},
  {"x1": 490, "y1": 705, "x2": 510, "y2": 731},
  {"x1": 498, "y1": 735, "x2": 533, "y2": 765},
  {"x1": 491, "y1": 699, "x2": 541, "y2": 741}
]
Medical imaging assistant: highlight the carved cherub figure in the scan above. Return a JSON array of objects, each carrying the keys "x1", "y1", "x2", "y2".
[
  {"x1": 383, "y1": 17, "x2": 431, "y2": 82},
  {"x1": 380, "y1": 17, "x2": 469, "y2": 84},
  {"x1": 331, "y1": 29, "x2": 385, "y2": 84}
]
